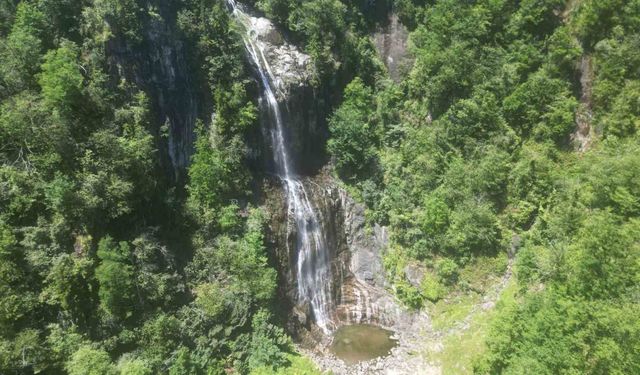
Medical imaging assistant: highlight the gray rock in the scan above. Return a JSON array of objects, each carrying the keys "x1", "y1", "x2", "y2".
[
  {"x1": 234, "y1": 4, "x2": 327, "y2": 172},
  {"x1": 373, "y1": 14, "x2": 413, "y2": 83},
  {"x1": 404, "y1": 263, "x2": 426, "y2": 288},
  {"x1": 238, "y1": 13, "x2": 312, "y2": 98}
]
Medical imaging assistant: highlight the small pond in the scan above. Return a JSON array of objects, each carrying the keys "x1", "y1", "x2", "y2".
[{"x1": 329, "y1": 324, "x2": 398, "y2": 365}]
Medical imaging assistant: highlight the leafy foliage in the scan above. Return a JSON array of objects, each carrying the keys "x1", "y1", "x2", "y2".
[
  {"x1": 327, "y1": 77, "x2": 377, "y2": 180},
  {"x1": 322, "y1": 0, "x2": 640, "y2": 373},
  {"x1": 38, "y1": 41, "x2": 84, "y2": 112},
  {"x1": 0, "y1": 0, "x2": 290, "y2": 373},
  {"x1": 2, "y1": 0, "x2": 639, "y2": 373},
  {"x1": 67, "y1": 346, "x2": 116, "y2": 375},
  {"x1": 96, "y1": 237, "x2": 136, "y2": 320}
]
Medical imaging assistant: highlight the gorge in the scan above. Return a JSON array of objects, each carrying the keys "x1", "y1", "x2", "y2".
[
  {"x1": 1, "y1": 0, "x2": 638, "y2": 374},
  {"x1": 226, "y1": 0, "x2": 409, "y2": 337},
  {"x1": 224, "y1": 3, "x2": 433, "y2": 371},
  {"x1": 227, "y1": 0, "x2": 335, "y2": 333}
]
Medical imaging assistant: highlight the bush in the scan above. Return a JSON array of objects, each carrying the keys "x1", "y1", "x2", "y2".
[
  {"x1": 420, "y1": 273, "x2": 447, "y2": 302},
  {"x1": 247, "y1": 310, "x2": 291, "y2": 371},
  {"x1": 395, "y1": 280, "x2": 424, "y2": 309},
  {"x1": 435, "y1": 258, "x2": 459, "y2": 285},
  {"x1": 444, "y1": 201, "x2": 502, "y2": 257},
  {"x1": 66, "y1": 346, "x2": 116, "y2": 375}
]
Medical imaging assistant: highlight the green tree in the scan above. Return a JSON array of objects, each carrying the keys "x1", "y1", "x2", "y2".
[
  {"x1": 568, "y1": 212, "x2": 640, "y2": 299},
  {"x1": 0, "y1": 329, "x2": 50, "y2": 373},
  {"x1": 574, "y1": 0, "x2": 630, "y2": 48},
  {"x1": 0, "y1": 223, "x2": 37, "y2": 334},
  {"x1": 601, "y1": 81, "x2": 640, "y2": 137},
  {"x1": 0, "y1": 2, "x2": 44, "y2": 95},
  {"x1": 118, "y1": 356, "x2": 153, "y2": 375},
  {"x1": 247, "y1": 310, "x2": 291, "y2": 371},
  {"x1": 506, "y1": 0, "x2": 564, "y2": 40},
  {"x1": 96, "y1": 236, "x2": 136, "y2": 320},
  {"x1": 139, "y1": 314, "x2": 182, "y2": 369},
  {"x1": 288, "y1": 0, "x2": 347, "y2": 80},
  {"x1": 187, "y1": 122, "x2": 248, "y2": 231},
  {"x1": 168, "y1": 347, "x2": 201, "y2": 375},
  {"x1": 41, "y1": 254, "x2": 96, "y2": 330},
  {"x1": 327, "y1": 77, "x2": 376, "y2": 180},
  {"x1": 503, "y1": 70, "x2": 577, "y2": 143},
  {"x1": 130, "y1": 233, "x2": 185, "y2": 310},
  {"x1": 444, "y1": 201, "x2": 502, "y2": 257},
  {"x1": 66, "y1": 345, "x2": 116, "y2": 375},
  {"x1": 38, "y1": 40, "x2": 83, "y2": 112}
]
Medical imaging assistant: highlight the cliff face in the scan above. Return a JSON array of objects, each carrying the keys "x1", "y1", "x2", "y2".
[
  {"x1": 263, "y1": 172, "x2": 347, "y2": 331},
  {"x1": 373, "y1": 14, "x2": 412, "y2": 83},
  {"x1": 336, "y1": 190, "x2": 406, "y2": 328},
  {"x1": 285, "y1": 84, "x2": 329, "y2": 174},
  {"x1": 102, "y1": 0, "x2": 407, "y2": 335},
  {"x1": 241, "y1": 8, "x2": 329, "y2": 176},
  {"x1": 105, "y1": 1, "x2": 201, "y2": 181},
  {"x1": 244, "y1": 5, "x2": 408, "y2": 335},
  {"x1": 264, "y1": 169, "x2": 408, "y2": 336},
  {"x1": 102, "y1": 1, "x2": 328, "y2": 181}
]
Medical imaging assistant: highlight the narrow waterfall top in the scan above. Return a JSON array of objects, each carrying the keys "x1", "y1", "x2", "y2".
[{"x1": 229, "y1": 1, "x2": 313, "y2": 99}]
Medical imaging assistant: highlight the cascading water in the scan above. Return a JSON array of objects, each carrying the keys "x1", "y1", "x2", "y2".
[{"x1": 227, "y1": 0, "x2": 334, "y2": 333}]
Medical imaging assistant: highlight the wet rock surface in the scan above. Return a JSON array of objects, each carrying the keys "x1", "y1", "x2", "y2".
[
  {"x1": 236, "y1": 4, "x2": 328, "y2": 174},
  {"x1": 335, "y1": 189, "x2": 407, "y2": 328},
  {"x1": 264, "y1": 170, "x2": 409, "y2": 329},
  {"x1": 241, "y1": 4, "x2": 434, "y2": 372},
  {"x1": 263, "y1": 170, "x2": 437, "y2": 373},
  {"x1": 239, "y1": 13, "x2": 312, "y2": 97}
]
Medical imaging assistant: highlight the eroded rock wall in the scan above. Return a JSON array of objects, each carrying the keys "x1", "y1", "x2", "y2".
[
  {"x1": 373, "y1": 14, "x2": 413, "y2": 83},
  {"x1": 264, "y1": 170, "x2": 408, "y2": 336}
]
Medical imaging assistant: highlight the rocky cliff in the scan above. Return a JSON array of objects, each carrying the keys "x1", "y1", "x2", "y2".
[
  {"x1": 242, "y1": 4, "x2": 409, "y2": 337},
  {"x1": 237, "y1": 6, "x2": 329, "y2": 175},
  {"x1": 106, "y1": 1, "x2": 202, "y2": 181},
  {"x1": 373, "y1": 14, "x2": 412, "y2": 83},
  {"x1": 264, "y1": 169, "x2": 409, "y2": 337}
]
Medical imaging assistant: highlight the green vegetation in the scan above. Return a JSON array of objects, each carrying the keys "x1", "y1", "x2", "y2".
[
  {"x1": 252, "y1": 0, "x2": 387, "y2": 86},
  {"x1": 0, "y1": 0, "x2": 299, "y2": 373},
  {"x1": 327, "y1": 77, "x2": 377, "y2": 180},
  {"x1": 250, "y1": 353, "x2": 321, "y2": 375},
  {"x1": 1, "y1": 0, "x2": 639, "y2": 373},
  {"x1": 429, "y1": 280, "x2": 518, "y2": 375},
  {"x1": 319, "y1": 0, "x2": 640, "y2": 373}
]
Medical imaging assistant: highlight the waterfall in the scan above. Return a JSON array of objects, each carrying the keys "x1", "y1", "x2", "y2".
[{"x1": 227, "y1": 0, "x2": 334, "y2": 333}]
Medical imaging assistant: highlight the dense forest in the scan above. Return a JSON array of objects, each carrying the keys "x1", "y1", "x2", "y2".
[{"x1": 1, "y1": 0, "x2": 639, "y2": 374}]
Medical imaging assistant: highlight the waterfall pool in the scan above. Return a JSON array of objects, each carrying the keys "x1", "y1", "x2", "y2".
[{"x1": 329, "y1": 324, "x2": 398, "y2": 365}]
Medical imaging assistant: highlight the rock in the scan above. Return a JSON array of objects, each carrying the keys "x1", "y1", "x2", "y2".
[
  {"x1": 293, "y1": 304, "x2": 309, "y2": 326},
  {"x1": 242, "y1": 6, "x2": 424, "y2": 369},
  {"x1": 341, "y1": 192, "x2": 388, "y2": 289},
  {"x1": 266, "y1": 170, "x2": 411, "y2": 332},
  {"x1": 481, "y1": 301, "x2": 495, "y2": 310},
  {"x1": 404, "y1": 263, "x2": 426, "y2": 288},
  {"x1": 73, "y1": 234, "x2": 92, "y2": 256},
  {"x1": 108, "y1": 1, "x2": 198, "y2": 179},
  {"x1": 373, "y1": 14, "x2": 413, "y2": 83},
  {"x1": 235, "y1": 4, "x2": 327, "y2": 174},
  {"x1": 240, "y1": 12, "x2": 312, "y2": 98}
]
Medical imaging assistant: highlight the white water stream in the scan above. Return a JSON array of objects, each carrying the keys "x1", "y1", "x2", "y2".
[{"x1": 227, "y1": 0, "x2": 334, "y2": 333}]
